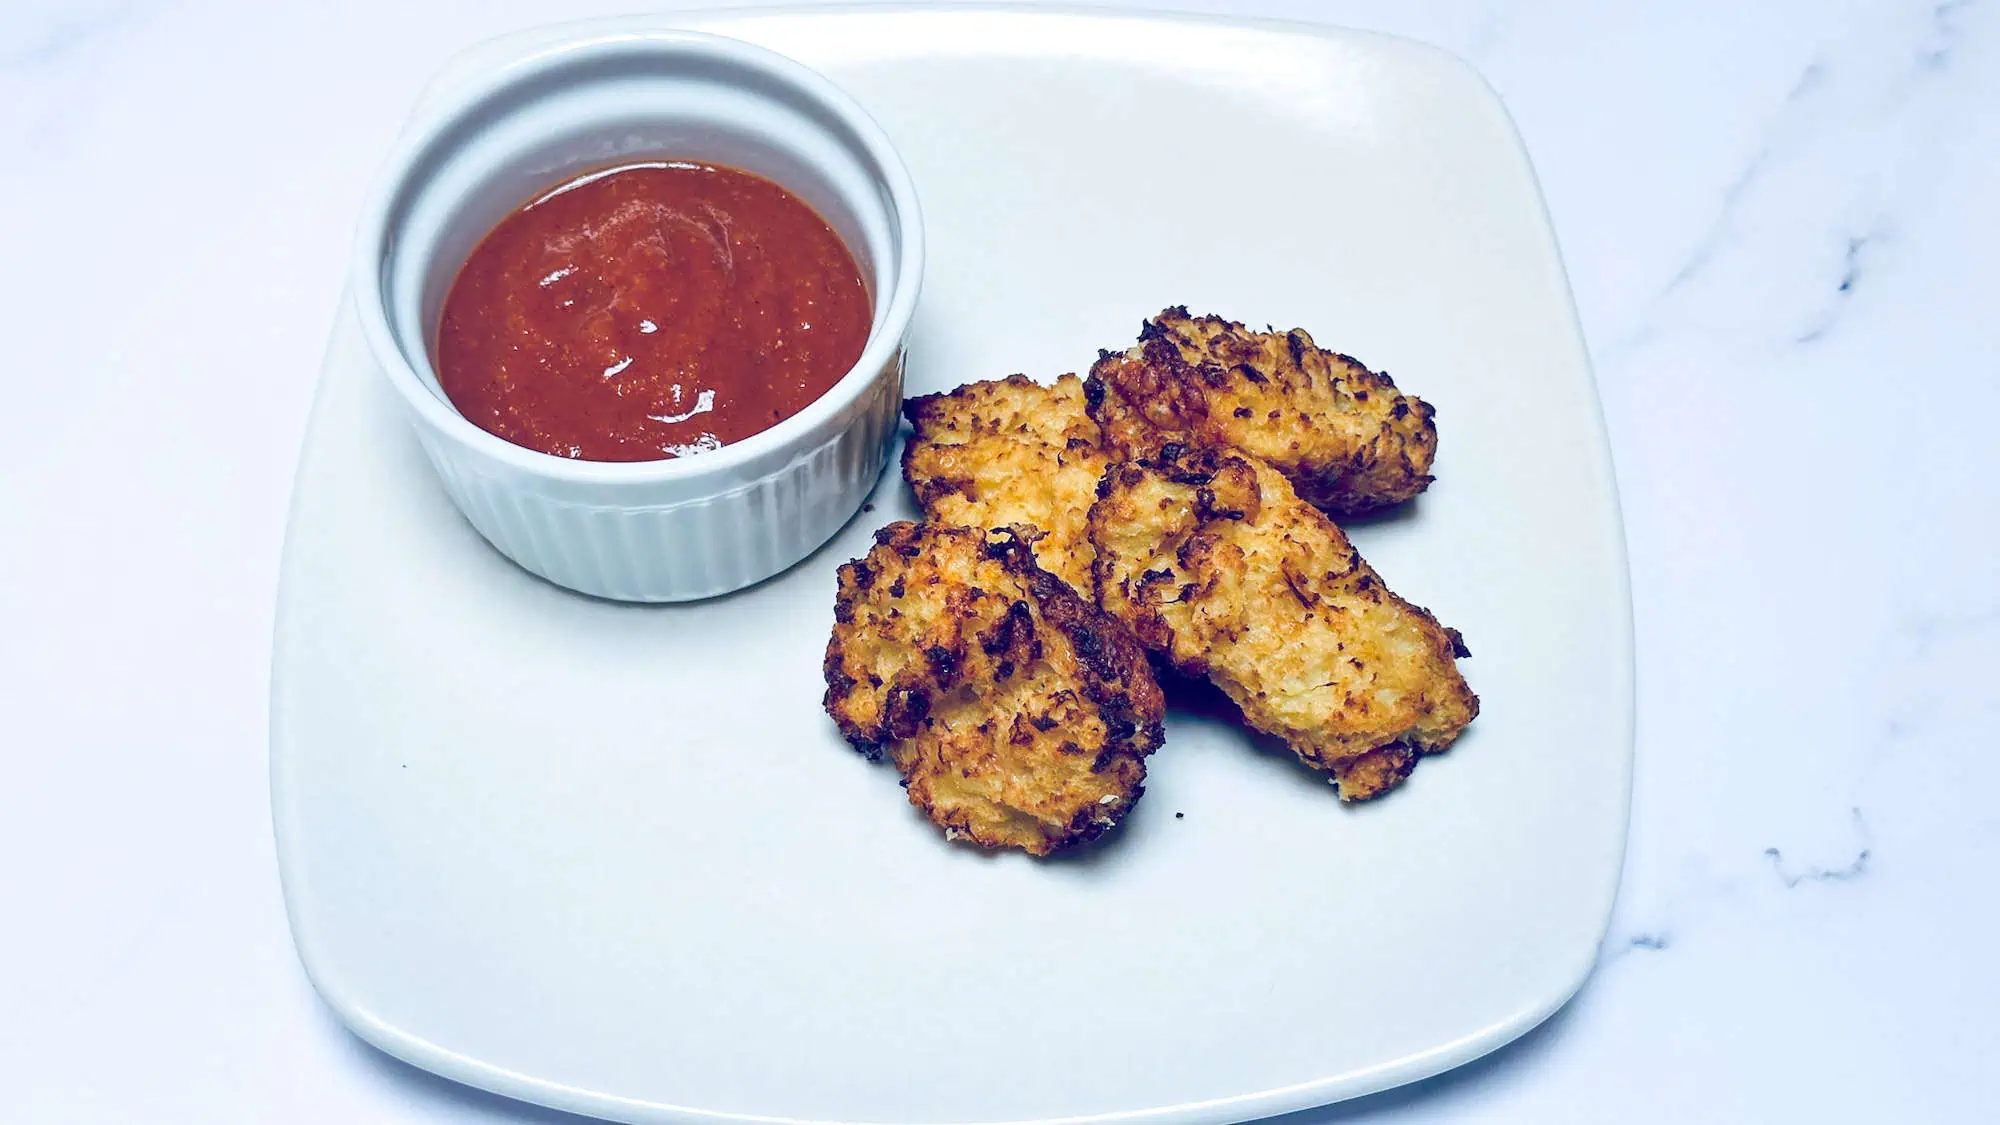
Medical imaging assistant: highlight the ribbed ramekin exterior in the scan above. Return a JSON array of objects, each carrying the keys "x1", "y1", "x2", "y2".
[
  {"x1": 411, "y1": 351, "x2": 901, "y2": 602},
  {"x1": 352, "y1": 32, "x2": 924, "y2": 602}
]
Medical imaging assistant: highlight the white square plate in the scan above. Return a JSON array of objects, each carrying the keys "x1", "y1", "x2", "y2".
[{"x1": 272, "y1": 8, "x2": 1632, "y2": 1125}]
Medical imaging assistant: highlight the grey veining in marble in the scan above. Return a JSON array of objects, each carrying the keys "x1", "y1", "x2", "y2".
[{"x1": 0, "y1": 0, "x2": 1993, "y2": 1121}]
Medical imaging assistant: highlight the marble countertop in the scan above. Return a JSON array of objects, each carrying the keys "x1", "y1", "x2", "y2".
[{"x1": 3, "y1": 0, "x2": 1993, "y2": 1121}]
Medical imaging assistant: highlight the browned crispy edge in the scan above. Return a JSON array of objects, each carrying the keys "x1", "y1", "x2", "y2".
[
  {"x1": 899, "y1": 375, "x2": 1100, "y2": 519},
  {"x1": 903, "y1": 376, "x2": 1050, "y2": 440},
  {"x1": 1083, "y1": 307, "x2": 1439, "y2": 517},
  {"x1": 1086, "y1": 447, "x2": 1477, "y2": 800},
  {"x1": 1084, "y1": 445, "x2": 1255, "y2": 664},
  {"x1": 821, "y1": 523, "x2": 1167, "y2": 845}
]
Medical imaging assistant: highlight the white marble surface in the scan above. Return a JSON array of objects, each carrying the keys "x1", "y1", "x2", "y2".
[{"x1": 1, "y1": 0, "x2": 1994, "y2": 1121}]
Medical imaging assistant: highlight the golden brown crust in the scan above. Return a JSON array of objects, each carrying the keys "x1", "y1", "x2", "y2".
[
  {"x1": 1085, "y1": 307, "x2": 1438, "y2": 517},
  {"x1": 1088, "y1": 448, "x2": 1476, "y2": 800},
  {"x1": 823, "y1": 522, "x2": 1166, "y2": 854},
  {"x1": 900, "y1": 375, "x2": 1110, "y2": 592}
]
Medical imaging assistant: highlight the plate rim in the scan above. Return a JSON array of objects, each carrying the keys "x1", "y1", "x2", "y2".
[{"x1": 271, "y1": 6, "x2": 1636, "y2": 1123}]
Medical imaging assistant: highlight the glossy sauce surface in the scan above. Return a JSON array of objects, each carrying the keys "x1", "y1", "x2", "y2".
[{"x1": 437, "y1": 162, "x2": 871, "y2": 461}]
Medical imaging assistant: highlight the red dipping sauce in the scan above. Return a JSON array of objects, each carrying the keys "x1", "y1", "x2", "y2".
[{"x1": 437, "y1": 162, "x2": 871, "y2": 461}]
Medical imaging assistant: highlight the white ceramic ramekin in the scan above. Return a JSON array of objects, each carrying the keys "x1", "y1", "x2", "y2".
[{"x1": 351, "y1": 31, "x2": 923, "y2": 602}]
